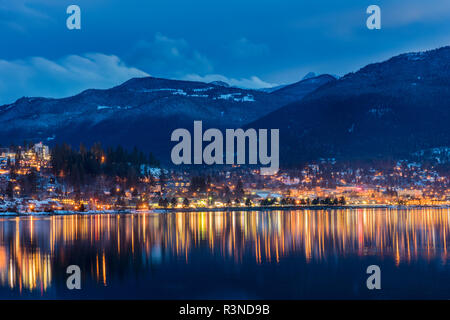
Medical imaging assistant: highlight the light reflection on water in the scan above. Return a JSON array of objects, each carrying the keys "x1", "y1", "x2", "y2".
[{"x1": 0, "y1": 208, "x2": 449, "y2": 299}]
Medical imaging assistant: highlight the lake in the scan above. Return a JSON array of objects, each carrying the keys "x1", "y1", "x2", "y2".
[{"x1": 0, "y1": 208, "x2": 449, "y2": 299}]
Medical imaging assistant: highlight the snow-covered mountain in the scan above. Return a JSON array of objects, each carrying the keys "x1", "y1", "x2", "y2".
[
  {"x1": 249, "y1": 46, "x2": 450, "y2": 164},
  {"x1": 0, "y1": 74, "x2": 332, "y2": 161}
]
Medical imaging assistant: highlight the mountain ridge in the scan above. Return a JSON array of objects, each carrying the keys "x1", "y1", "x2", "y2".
[
  {"x1": 0, "y1": 73, "x2": 333, "y2": 162},
  {"x1": 249, "y1": 46, "x2": 450, "y2": 165},
  {"x1": 2, "y1": 46, "x2": 448, "y2": 166}
]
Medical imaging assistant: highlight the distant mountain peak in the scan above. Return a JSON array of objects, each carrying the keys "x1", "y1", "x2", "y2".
[
  {"x1": 270, "y1": 74, "x2": 336, "y2": 100},
  {"x1": 302, "y1": 72, "x2": 317, "y2": 80}
]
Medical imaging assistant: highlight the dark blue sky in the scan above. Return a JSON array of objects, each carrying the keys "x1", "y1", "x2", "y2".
[{"x1": 1, "y1": 0, "x2": 449, "y2": 104}]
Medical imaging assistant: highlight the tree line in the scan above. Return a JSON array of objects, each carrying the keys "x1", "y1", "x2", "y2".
[{"x1": 51, "y1": 143, "x2": 159, "y2": 188}]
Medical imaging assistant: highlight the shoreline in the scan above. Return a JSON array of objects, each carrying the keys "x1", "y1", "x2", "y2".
[
  {"x1": 0, "y1": 204, "x2": 449, "y2": 217},
  {"x1": 153, "y1": 204, "x2": 450, "y2": 213}
]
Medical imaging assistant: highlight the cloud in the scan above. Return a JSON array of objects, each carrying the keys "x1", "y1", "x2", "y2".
[
  {"x1": 228, "y1": 37, "x2": 269, "y2": 59},
  {"x1": 0, "y1": 47, "x2": 275, "y2": 105},
  {"x1": 0, "y1": 0, "x2": 49, "y2": 18},
  {"x1": 183, "y1": 74, "x2": 277, "y2": 89},
  {"x1": 290, "y1": 0, "x2": 450, "y2": 39},
  {"x1": 384, "y1": 0, "x2": 450, "y2": 27},
  {"x1": 0, "y1": 0, "x2": 51, "y2": 32},
  {"x1": 126, "y1": 33, "x2": 213, "y2": 78},
  {"x1": 0, "y1": 53, "x2": 148, "y2": 105}
]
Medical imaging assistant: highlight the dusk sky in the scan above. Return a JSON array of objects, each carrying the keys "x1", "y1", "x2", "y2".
[{"x1": 1, "y1": 0, "x2": 449, "y2": 104}]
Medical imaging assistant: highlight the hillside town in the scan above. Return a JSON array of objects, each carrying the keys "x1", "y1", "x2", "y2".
[{"x1": 0, "y1": 142, "x2": 449, "y2": 214}]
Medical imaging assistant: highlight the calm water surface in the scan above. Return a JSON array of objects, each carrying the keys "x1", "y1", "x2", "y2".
[{"x1": 0, "y1": 208, "x2": 449, "y2": 299}]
